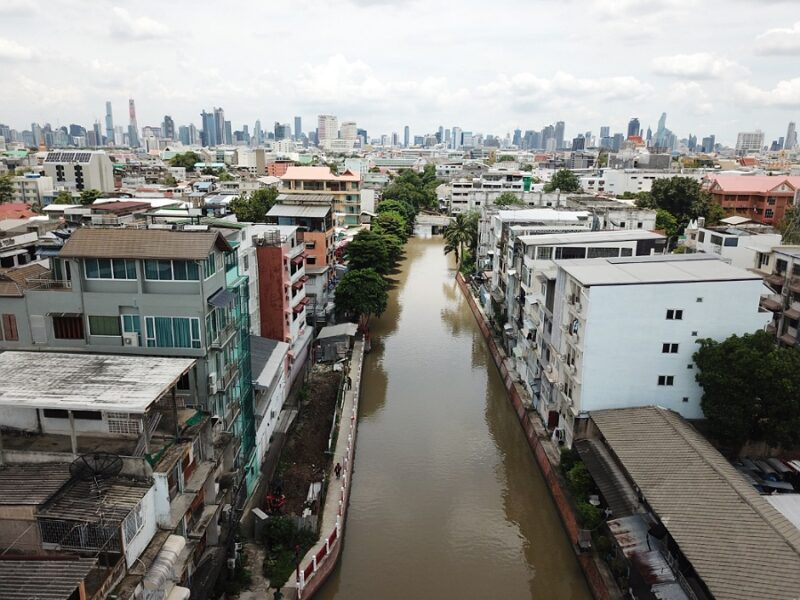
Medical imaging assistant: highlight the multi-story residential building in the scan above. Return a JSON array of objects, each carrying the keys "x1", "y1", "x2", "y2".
[
  {"x1": 447, "y1": 169, "x2": 544, "y2": 213},
  {"x1": 0, "y1": 351, "x2": 232, "y2": 599},
  {"x1": 538, "y1": 255, "x2": 770, "y2": 446},
  {"x1": 10, "y1": 173, "x2": 53, "y2": 205},
  {"x1": 566, "y1": 196, "x2": 658, "y2": 231},
  {"x1": 754, "y1": 246, "x2": 800, "y2": 349},
  {"x1": 578, "y1": 169, "x2": 693, "y2": 196},
  {"x1": 0, "y1": 220, "x2": 42, "y2": 269},
  {"x1": 684, "y1": 215, "x2": 782, "y2": 269},
  {"x1": 280, "y1": 166, "x2": 362, "y2": 226},
  {"x1": 735, "y1": 130, "x2": 765, "y2": 154},
  {"x1": 317, "y1": 115, "x2": 338, "y2": 148},
  {"x1": 267, "y1": 197, "x2": 336, "y2": 323},
  {"x1": 0, "y1": 226, "x2": 261, "y2": 490},
  {"x1": 43, "y1": 150, "x2": 115, "y2": 193},
  {"x1": 505, "y1": 230, "x2": 665, "y2": 391},
  {"x1": 705, "y1": 175, "x2": 800, "y2": 226}
]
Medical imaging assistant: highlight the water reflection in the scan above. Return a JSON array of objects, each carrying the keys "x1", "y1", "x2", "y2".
[{"x1": 317, "y1": 237, "x2": 589, "y2": 600}]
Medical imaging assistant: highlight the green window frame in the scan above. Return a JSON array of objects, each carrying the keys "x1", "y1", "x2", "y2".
[
  {"x1": 204, "y1": 254, "x2": 217, "y2": 279},
  {"x1": 84, "y1": 258, "x2": 137, "y2": 280},
  {"x1": 144, "y1": 316, "x2": 201, "y2": 349},
  {"x1": 88, "y1": 315, "x2": 122, "y2": 336},
  {"x1": 145, "y1": 260, "x2": 200, "y2": 281}
]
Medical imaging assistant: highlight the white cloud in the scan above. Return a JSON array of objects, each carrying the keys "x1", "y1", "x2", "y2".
[
  {"x1": 734, "y1": 78, "x2": 800, "y2": 108},
  {"x1": 667, "y1": 81, "x2": 713, "y2": 114},
  {"x1": 652, "y1": 53, "x2": 744, "y2": 79},
  {"x1": 0, "y1": 38, "x2": 35, "y2": 61},
  {"x1": 111, "y1": 7, "x2": 170, "y2": 40},
  {"x1": 0, "y1": 0, "x2": 39, "y2": 16},
  {"x1": 755, "y1": 21, "x2": 800, "y2": 55}
]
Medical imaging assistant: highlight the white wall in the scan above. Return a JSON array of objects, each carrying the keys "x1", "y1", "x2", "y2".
[
  {"x1": 578, "y1": 280, "x2": 771, "y2": 419},
  {"x1": 0, "y1": 406, "x2": 38, "y2": 431},
  {"x1": 124, "y1": 486, "x2": 158, "y2": 568}
]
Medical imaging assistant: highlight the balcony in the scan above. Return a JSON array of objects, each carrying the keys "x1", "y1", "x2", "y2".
[
  {"x1": 210, "y1": 320, "x2": 237, "y2": 349},
  {"x1": 26, "y1": 274, "x2": 72, "y2": 291},
  {"x1": 765, "y1": 272, "x2": 785, "y2": 290},
  {"x1": 760, "y1": 296, "x2": 782, "y2": 312}
]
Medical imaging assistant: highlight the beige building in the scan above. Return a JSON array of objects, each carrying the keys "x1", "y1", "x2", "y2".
[{"x1": 280, "y1": 166, "x2": 362, "y2": 226}]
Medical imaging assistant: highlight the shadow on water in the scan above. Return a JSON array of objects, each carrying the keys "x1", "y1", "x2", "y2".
[{"x1": 317, "y1": 237, "x2": 590, "y2": 600}]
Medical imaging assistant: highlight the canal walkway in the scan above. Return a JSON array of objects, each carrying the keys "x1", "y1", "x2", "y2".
[{"x1": 284, "y1": 336, "x2": 365, "y2": 599}]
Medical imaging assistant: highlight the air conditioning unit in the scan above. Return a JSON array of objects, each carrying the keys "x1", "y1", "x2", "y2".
[
  {"x1": 531, "y1": 342, "x2": 537, "y2": 349},
  {"x1": 227, "y1": 558, "x2": 236, "y2": 570},
  {"x1": 557, "y1": 382, "x2": 565, "y2": 391},
  {"x1": 208, "y1": 375, "x2": 218, "y2": 395},
  {"x1": 122, "y1": 332, "x2": 139, "y2": 347},
  {"x1": 576, "y1": 303, "x2": 583, "y2": 313}
]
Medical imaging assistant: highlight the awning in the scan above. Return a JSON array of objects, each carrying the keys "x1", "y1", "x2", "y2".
[
  {"x1": 291, "y1": 253, "x2": 306, "y2": 265},
  {"x1": 208, "y1": 288, "x2": 236, "y2": 308},
  {"x1": 292, "y1": 275, "x2": 309, "y2": 289},
  {"x1": 760, "y1": 297, "x2": 782, "y2": 312},
  {"x1": 46, "y1": 312, "x2": 81, "y2": 317},
  {"x1": 780, "y1": 333, "x2": 797, "y2": 347},
  {"x1": 784, "y1": 307, "x2": 800, "y2": 321}
]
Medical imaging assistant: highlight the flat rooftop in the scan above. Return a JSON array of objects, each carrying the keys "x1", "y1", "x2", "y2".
[
  {"x1": 518, "y1": 229, "x2": 664, "y2": 246},
  {"x1": 558, "y1": 254, "x2": 761, "y2": 286},
  {"x1": 0, "y1": 352, "x2": 196, "y2": 413},
  {"x1": 497, "y1": 208, "x2": 590, "y2": 222}
]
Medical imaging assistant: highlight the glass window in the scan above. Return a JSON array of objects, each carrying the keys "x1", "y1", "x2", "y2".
[
  {"x1": 723, "y1": 237, "x2": 738, "y2": 247},
  {"x1": 112, "y1": 260, "x2": 127, "y2": 279},
  {"x1": 88, "y1": 315, "x2": 121, "y2": 336},
  {"x1": 126, "y1": 260, "x2": 137, "y2": 279},
  {"x1": 53, "y1": 316, "x2": 84, "y2": 339},
  {"x1": 85, "y1": 259, "x2": 136, "y2": 280},
  {"x1": 537, "y1": 247, "x2": 553, "y2": 260},
  {"x1": 187, "y1": 262, "x2": 199, "y2": 280},
  {"x1": 98, "y1": 258, "x2": 112, "y2": 278},
  {"x1": 173, "y1": 261, "x2": 188, "y2": 280},
  {"x1": 205, "y1": 254, "x2": 217, "y2": 278},
  {"x1": 145, "y1": 316, "x2": 201, "y2": 349},
  {"x1": 157, "y1": 260, "x2": 172, "y2": 280},
  {"x1": 85, "y1": 258, "x2": 100, "y2": 278},
  {"x1": 145, "y1": 260, "x2": 159, "y2": 280},
  {"x1": 122, "y1": 315, "x2": 140, "y2": 333}
]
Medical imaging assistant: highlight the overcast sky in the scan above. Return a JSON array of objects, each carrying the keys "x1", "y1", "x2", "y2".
[{"x1": 1, "y1": 0, "x2": 799, "y2": 145}]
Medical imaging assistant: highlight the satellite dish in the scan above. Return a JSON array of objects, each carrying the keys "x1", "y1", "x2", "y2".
[{"x1": 70, "y1": 452, "x2": 123, "y2": 481}]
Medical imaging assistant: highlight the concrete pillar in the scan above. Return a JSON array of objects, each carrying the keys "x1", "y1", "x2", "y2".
[{"x1": 68, "y1": 410, "x2": 78, "y2": 458}]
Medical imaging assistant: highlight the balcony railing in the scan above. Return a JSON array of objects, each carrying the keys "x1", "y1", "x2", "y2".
[{"x1": 26, "y1": 277, "x2": 72, "y2": 291}]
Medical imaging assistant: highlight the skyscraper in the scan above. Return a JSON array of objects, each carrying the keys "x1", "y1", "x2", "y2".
[
  {"x1": 554, "y1": 121, "x2": 565, "y2": 150},
  {"x1": 201, "y1": 110, "x2": 217, "y2": 147},
  {"x1": 654, "y1": 112, "x2": 668, "y2": 147},
  {"x1": 599, "y1": 126, "x2": 610, "y2": 139},
  {"x1": 213, "y1": 107, "x2": 225, "y2": 146},
  {"x1": 128, "y1": 98, "x2": 140, "y2": 148},
  {"x1": 341, "y1": 121, "x2": 357, "y2": 141},
  {"x1": 451, "y1": 126, "x2": 462, "y2": 149},
  {"x1": 404, "y1": 125, "x2": 410, "y2": 148},
  {"x1": 785, "y1": 122, "x2": 797, "y2": 150},
  {"x1": 317, "y1": 115, "x2": 338, "y2": 147},
  {"x1": 162, "y1": 115, "x2": 175, "y2": 140},
  {"x1": 627, "y1": 118, "x2": 640, "y2": 139},
  {"x1": 701, "y1": 135, "x2": 716, "y2": 153},
  {"x1": 274, "y1": 122, "x2": 290, "y2": 141},
  {"x1": 178, "y1": 126, "x2": 190, "y2": 145},
  {"x1": 105, "y1": 101, "x2": 114, "y2": 145},
  {"x1": 92, "y1": 121, "x2": 102, "y2": 148},
  {"x1": 294, "y1": 116, "x2": 302, "y2": 140},
  {"x1": 224, "y1": 120, "x2": 232, "y2": 145}
]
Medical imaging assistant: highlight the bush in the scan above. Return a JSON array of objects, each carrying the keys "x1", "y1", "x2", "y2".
[
  {"x1": 560, "y1": 447, "x2": 580, "y2": 474},
  {"x1": 576, "y1": 501, "x2": 603, "y2": 530},
  {"x1": 261, "y1": 517, "x2": 318, "y2": 590},
  {"x1": 566, "y1": 462, "x2": 593, "y2": 499}
]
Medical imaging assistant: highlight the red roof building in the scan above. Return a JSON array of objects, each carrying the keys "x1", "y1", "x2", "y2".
[
  {"x1": 0, "y1": 203, "x2": 36, "y2": 221},
  {"x1": 705, "y1": 175, "x2": 800, "y2": 225}
]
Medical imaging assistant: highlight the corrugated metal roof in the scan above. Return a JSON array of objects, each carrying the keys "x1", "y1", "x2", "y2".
[
  {"x1": 268, "y1": 204, "x2": 331, "y2": 218},
  {"x1": 591, "y1": 406, "x2": 800, "y2": 600},
  {"x1": 276, "y1": 193, "x2": 335, "y2": 204},
  {"x1": 250, "y1": 336, "x2": 289, "y2": 390},
  {"x1": 38, "y1": 477, "x2": 151, "y2": 523},
  {"x1": 0, "y1": 352, "x2": 196, "y2": 413},
  {"x1": 317, "y1": 323, "x2": 358, "y2": 340},
  {"x1": 0, "y1": 558, "x2": 98, "y2": 600},
  {"x1": 0, "y1": 463, "x2": 72, "y2": 505},
  {"x1": 60, "y1": 228, "x2": 232, "y2": 260}
]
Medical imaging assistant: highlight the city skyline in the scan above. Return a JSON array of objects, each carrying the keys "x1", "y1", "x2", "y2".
[{"x1": 1, "y1": 1, "x2": 799, "y2": 144}]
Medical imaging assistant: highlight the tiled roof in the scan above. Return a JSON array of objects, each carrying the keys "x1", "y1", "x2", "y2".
[
  {"x1": 59, "y1": 227, "x2": 232, "y2": 260},
  {"x1": 591, "y1": 406, "x2": 800, "y2": 600},
  {"x1": 0, "y1": 203, "x2": 36, "y2": 220},
  {"x1": 708, "y1": 175, "x2": 800, "y2": 194},
  {"x1": 0, "y1": 558, "x2": 98, "y2": 600},
  {"x1": 0, "y1": 263, "x2": 49, "y2": 296}
]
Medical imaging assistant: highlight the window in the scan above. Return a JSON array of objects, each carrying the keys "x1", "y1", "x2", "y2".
[
  {"x1": 204, "y1": 254, "x2": 217, "y2": 278},
  {"x1": 88, "y1": 315, "x2": 121, "y2": 336},
  {"x1": 619, "y1": 221, "x2": 626, "y2": 228},
  {"x1": 637, "y1": 222, "x2": 643, "y2": 229},
  {"x1": 662, "y1": 343, "x2": 679, "y2": 353},
  {"x1": 696, "y1": 297, "x2": 703, "y2": 303},
  {"x1": 776, "y1": 259, "x2": 788, "y2": 274},
  {"x1": 657, "y1": 375, "x2": 674, "y2": 386},
  {"x1": 122, "y1": 315, "x2": 141, "y2": 335},
  {"x1": 620, "y1": 248, "x2": 633, "y2": 257},
  {"x1": 793, "y1": 263, "x2": 800, "y2": 277},
  {"x1": 84, "y1": 258, "x2": 137, "y2": 280},
  {"x1": 144, "y1": 316, "x2": 201, "y2": 348},
  {"x1": 723, "y1": 238, "x2": 739, "y2": 247},
  {"x1": 555, "y1": 247, "x2": 586, "y2": 260},
  {"x1": 177, "y1": 372, "x2": 191, "y2": 391},
  {"x1": 537, "y1": 246, "x2": 553, "y2": 260},
  {"x1": 765, "y1": 209, "x2": 774, "y2": 218},
  {"x1": 682, "y1": 397, "x2": 689, "y2": 403},
  {"x1": 43, "y1": 409, "x2": 101, "y2": 420},
  {"x1": 242, "y1": 255, "x2": 249, "y2": 271},
  {"x1": 306, "y1": 256, "x2": 316, "y2": 265},
  {"x1": 53, "y1": 316, "x2": 84, "y2": 339},
  {"x1": 145, "y1": 260, "x2": 199, "y2": 281},
  {"x1": 666, "y1": 309, "x2": 683, "y2": 320},
  {"x1": 587, "y1": 247, "x2": 620, "y2": 259},
  {"x1": 687, "y1": 363, "x2": 694, "y2": 369},
  {"x1": 122, "y1": 500, "x2": 145, "y2": 546},
  {"x1": 710, "y1": 234, "x2": 723, "y2": 246},
  {"x1": 1, "y1": 314, "x2": 18, "y2": 341},
  {"x1": 698, "y1": 231, "x2": 705, "y2": 242},
  {"x1": 691, "y1": 331, "x2": 698, "y2": 336}
]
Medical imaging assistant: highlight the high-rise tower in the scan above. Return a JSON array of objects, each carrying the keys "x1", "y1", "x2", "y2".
[
  {"x1": 128, "y1": 98, "x2": 140, "y2": 148},
  {"x1": 105, "y1": 101, "x2": 114, "y2": 145}
]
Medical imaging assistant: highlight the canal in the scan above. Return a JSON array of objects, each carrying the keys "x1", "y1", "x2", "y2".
[{"x1": 317, "y1": 237, "x2": 590, "y2": 599}]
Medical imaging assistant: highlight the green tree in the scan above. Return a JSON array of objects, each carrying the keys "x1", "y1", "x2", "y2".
[
  {"x1": 498, "y1": 155, "x2": 515, "y2": 162},
  {"x1": 779, "y1": 206, "x2": 800, "y2": 244},
  {"x1": 334, "y1": 268, "x2": 388, "y2": 330},
  {"x1": 345, "y1": 229, "x2": 391, "y2": 275},
  {"x1": 163, "y1": 174, "x2": 177, "y2": 187},
  {"x1": 229, "y1": 188, "x2": 278, "y2": 223},
  {"x1": 443, "y1": 211, "x2": 478, "y2": 273},
  {"x1": 694, "y1": 330, "x2": 800, "y2": 451},
  {"x1": 53, "y1": 190, "x2": 75, "y2": 204},
  {"x1": 544, "y1": 169, "x2": 581, "y2": 193},
  {"x1": 0, "y1": 174, "x2": 14, "y2": 203},
  {"x1": 169, "y1": 151, "x2": 201, "y2": 172},
  {"x1": 381, "y1": 166, "x2": 440, "y2": 211},
  {"x1": 644, "y1": 177, "x2": 721, "y2": 232},
  {"x1": 494, "y1": 192, "x2": 525, "y2": 207},
  {"x1": 216, "y1": 169, "x2": 234, "y2": 181},
  {"x1": 372, "y1": 211, "x2": 407, "y2": 241},
  {"x1": 79, "y1": 189, "x2": 102, "y2": 206},
  {"x1": 377, "y1": 199, "x2": 416, "y2": 225},
  {"x1": 379, "y1": 233, "x2": 404, "y2": 264},
  {"x1": 655, "y1": 208, "x2": 678, "y2": 239},
  {"x1": 520, "y1": 163, "x2": 533, "y2": 172}
]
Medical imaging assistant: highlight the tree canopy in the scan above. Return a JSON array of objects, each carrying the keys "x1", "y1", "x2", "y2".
[
  {"x1": 637, "y1": 177, "x2": 723, "y2": 232},
  {"x1": 372, "y1": 210, "x2": 407, "y2": 241},
  {"x1": 779, "y1": 206, "x2": 800, "y2": 244},
  {"x1": 376, "y1": 199, "x2": 416, "y2": 233},
  {"x1": 655, "y1": 208, "x2": 678, "y2": 240},
  {"x1": 169, "y1": 152, "x2": 201, "y2": 172},
  {"x1": 79, "y1": 189, "x2": 102, "y2": 206},
  {"x1": 0, "y1": 174, "x2": 14, "y2": 203},
  {"x1": 53, "y1": 190, "x2": 75, "y2": 204},
  {"x1": 544, "y1": 169, "x2": 581, "y2": 193},
  {"x1": 334, "y1": 268, "x2": 388, "y2": 330},
  {"x1": 381, "y1": 165, "x2": 439, "y2": 211},
  {"x1": 443, "y1": 210, "x2": 479, "y2": 274},
  {"x1": 497, "y1": 155, "x2": 515, "y2": 162},
  {"x1": 229, "y1": 188, "x2": 278, "y2": 223},
  {"x1": 694, "y1": 330, "x2": 800, "y2": 451},
  {"x1": 494, "y1": 192, "x2": 525, "y2": 207},
  {"x1": 345, "y1": 229, "x2": 391, "y2": 275}
]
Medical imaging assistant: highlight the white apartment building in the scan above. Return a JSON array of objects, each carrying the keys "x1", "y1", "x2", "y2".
[
  {"x1": 42, "y1": 150, "x2": 115, "y2": 193},
  {"x1": 736, "y1": 130, "x2": 765, "y2": 154},
  {"x1": 541, "y1": 255, "x2": 770, "y2": 446},
  {"x1": 11, "y1": 174, "x2": 53, "y2": 205},
  {"x1": 317, "y1": 114, "x2": 338, "y2": 147},
  {"x1": 579, "y1": 169, "x2": 697, "y2": 196},
  {"x1": 340, "y1": 121, "x2": 357, "y2": 141},
  {"x1": 505, "y1": 230, "x2": 666, "y2": 392},
  {"x1": 447, "y1": 169, "x2": 546, "y2": 213},
  {"x1": 684, "y1": 216, "x2": 782, "y2": 269}
]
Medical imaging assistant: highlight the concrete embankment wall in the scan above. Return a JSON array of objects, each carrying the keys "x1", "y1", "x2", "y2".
[{"x1": 455, "y1": 273, "x2": 612, "y2": 600}]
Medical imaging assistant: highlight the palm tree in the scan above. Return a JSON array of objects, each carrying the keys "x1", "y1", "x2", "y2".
[{"x1": 443, "y1": 211, "x2": 477, "y2": 273}]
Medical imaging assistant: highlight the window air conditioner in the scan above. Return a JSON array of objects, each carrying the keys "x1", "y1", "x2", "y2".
[{"x1": 208, "y1": 375, "x2": 218, "y2": 395}]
